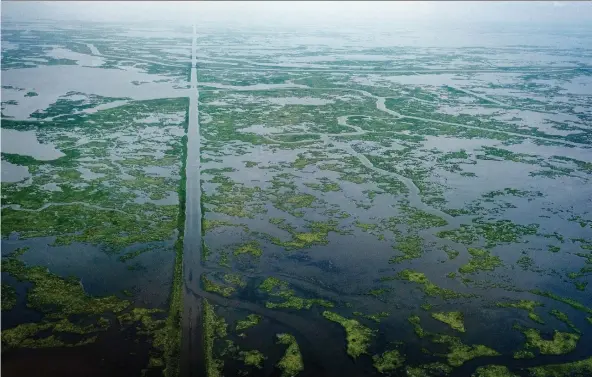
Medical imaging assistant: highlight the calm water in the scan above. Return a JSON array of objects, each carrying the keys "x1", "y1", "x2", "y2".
[{"x1": 2, "y1": 17, "x2": 591, "y2": 377}]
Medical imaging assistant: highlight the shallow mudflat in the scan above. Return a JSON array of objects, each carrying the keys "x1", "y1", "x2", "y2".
[{"x1": 2, "y1": 19, "x2": 592, "y2": 377}]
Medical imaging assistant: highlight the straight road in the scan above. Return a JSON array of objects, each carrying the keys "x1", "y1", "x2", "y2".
[{"x1": 181, "y1": 24, "x2": 206, "y2": 377}]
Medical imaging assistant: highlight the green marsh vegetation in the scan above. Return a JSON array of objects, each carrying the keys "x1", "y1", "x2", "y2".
[
  {"x1": 258, "y1": 277, "x2": 333, "y2": 310},
  {"x1": 322, "y1": 311, "x2": 375, "y2": 359},
  {"x1": 4, "y1": 19, "x2": 592, "y2": 377},
  {"x1": 276, "y1": 333, "x2": 304, "y2": 377},
  {"x1": 431, "y1": 311, "x2": 465, "y2": 332},
  {"x1": 1, "y1": 95, "x2": 189, "y2": 376}
]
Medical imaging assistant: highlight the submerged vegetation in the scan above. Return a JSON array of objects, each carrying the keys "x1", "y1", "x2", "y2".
[
  {"x1": 432, "y1": 335, "x2": 500, "y2": 367},
  {"x1": 204, "y1": 300, "x2": 227, "y2": 377},
  {"x1": 236, "y1": 314, "x2": 262, "y2": 332},
  {"x1": 431, "y1": 311, "x2": 465, "y2": 332},
  {"x1": 276, "y1": 333, "x2": 304, "y2": 377},
  {"x1": 240, "y1": 350, "x2": 266, "y2": 368},
  {"x1": 259, "y1": 277, "x2": 333, "y2": 310},
  {"x1": 458, "y1": 248, "x2": 503, "y2": 274},
  {"x1": 497, "y1": 300, "x2": 545, "y2": 324},
  {"x1": 519, "y1": 327, "x2": 579, "y2": 355},
  {"x1": 397, "y1": 270, "x2": 467, "y2": 299},
  {"x1": 1, "y1": 283, "x2": 17, "y2": 311},
  {"x1": 527, "y1": 357, "x2": 592, "y2": 377},
  {"x1": 0, "y1": 248, "x2": 176, "y2": 374},
  {"x1": 3, "y1": 17, "x2": 592, "y2": 377},
  {"x1": 322, "y1": 311, "x2": 375, "y2": 359},
  {"x1": 473, "y1": 365, "x2": 517, "y2": 377},
  {"x1": 373, "y1": 350, "x2": 405, "y2": 374},
  {"x1": 1, "y1": 92, "x2": 188, "y2": 375}
]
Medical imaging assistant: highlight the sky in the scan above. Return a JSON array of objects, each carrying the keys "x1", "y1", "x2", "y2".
[{"x1": 2, "y1": 1, "x2": 592, "y2": 28}]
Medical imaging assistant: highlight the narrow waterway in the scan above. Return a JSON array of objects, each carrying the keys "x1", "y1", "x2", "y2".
[{"x1": 181, "y1": 24, "x2": 206, "y2": 377}]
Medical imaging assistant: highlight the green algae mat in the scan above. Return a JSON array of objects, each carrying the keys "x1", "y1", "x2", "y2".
[{"x1": 2, "y1": 17, "x2": 592, "y2": 377}]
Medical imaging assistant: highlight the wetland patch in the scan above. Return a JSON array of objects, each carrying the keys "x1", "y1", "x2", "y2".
[{"x1": 3, "y1": 16, "x2": 592, "y2": 377}]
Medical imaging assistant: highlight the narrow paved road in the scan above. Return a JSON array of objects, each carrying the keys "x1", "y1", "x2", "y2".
[{"x1": 181, "y1": 24, "x2": 206, "y2": 377}]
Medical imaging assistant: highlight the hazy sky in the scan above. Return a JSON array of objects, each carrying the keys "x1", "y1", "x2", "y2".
[{"x1": 2, "y1": 1, "x2": 592, "y2": 28}]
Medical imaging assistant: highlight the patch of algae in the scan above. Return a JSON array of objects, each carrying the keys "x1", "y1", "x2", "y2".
[
  {"x1": 259, "y1": 277, "x2": 288, "y2": 292},
  {"x1": 268, "y1": 219, "x2": 346, "y2": 250},
  {"x1": 372, "y1": 350, "x2": 405, "y2": 374},
  {"x1": 549, "y1": 309, "x2": 580, "y2": 334},
  {"x1": 431, "y1": 311, "x2": 465, "y2": 332},
  {"x1": 2, "y1": 200, "x2": 180, "y2": 253},
  {"x1": 353, "y1": 311, "x2": 390, "y2": 323},
  {"x1": 223, "y1": 273, "x2": 246, "y2": 288},
  {"x1": 529, "y1": 290, "x2": 592, "y2": 314},
  {"x1": 148, "y1": 358, "x2": 165, "y2": 369},
  {"x1": 0, "y1": 254, "x2": 129, "y2": 349},
  {"x1": 368, "y1": 288, "x2": 391, "y2": 297},
  {"x1": 354, "y1": 221, "x2": 379, "y2": 232},
  {"x1": 304, "y1": 179, "x2": 341, "y2": 193},
  {"x1": 2, "y1": 321, "x2": 98, "y2": 349},
  {"x1": 322, "y1": 311, "x2": 375, "y2": 359},
  {"x1": 458, "y1": 248, "x2": 503, "y2": 274},
  {"x1": 527, "y1": 357, "x2": 592, "y2": 377},
  {"x1": 520, "y1": 327, "x2": 579, "y2": 355},
  {"x1": 473, "y1": 365, "x2": 518, "y2": 377},
  {"x1": 406, "y1": 314, "x2": 499, "y2": 367},
  {"x1": 202, "y1": 274, "x2": 235, "y2": 298},
  {"x1": 400, "y1": 204, "x2": 448, "y2": 230},
  {"x1": 244, "y1": 161, "x2": 258, "y2": 168},
  {"x1": 421, "y1": 303, "x2": 433, "y2": 311},
  {"x1": 202, "y1": 219, "x2": 246, "y2": 233},
  {"x1": 513, "y1": 350, "x2": 535, "y2": 359},
  {"x1": 1, "y1": 283, "x2": 17, "y2": 311},
  {"x1": 437, "y1": 219, "x2": 538, "y2": 248},
  {"x1": 1, "y1": 248, "x2": 178, "y2": 375},
  {"x1": 280, "y1": 231, "x2": 326, "y2": 249},
  {"x1": 259, "y1": 277, "x2": 333, "y2": 310},
  {"x1": 406, "y1": 362, "x2": 452, "y2": 377},
  {"x1": 273, "y1": 193, "x2": 316, "y2": 217},
  {"x1": 442, "y1": 245, "x2": 460, "y2": 260},
  {"x1": 276, "y1": 333, "x2": 304, "y2": 377},
  {"x1": 117, "y1": 307, "x2": 164, "y2": 333},
  {"x1": 2, "y1": 256, "x2": 129, "y2": 317},
  {"x1": 204, "y1": 300, "x2": 227, "y2": 377},
  {"x1": 240, "y1": 350, "x2": 266, "y2": 368},
  {"x1": 236, "y1": 314, "x2": 262, "y2": 332},
  {"x1": 408, "y1": 315, "x2": 426, "y2": 338},
  {"x1": 389, "y1": 235, "x2": 424, "y2": 264},
  {"x1": 497, "y1": 300, "x2": 545, "y2": 324},
  {"x1": 267, "y1": 294, "x2": 333, "y2": 310},
  {"x1": 397, "y1": 270, "x2": 468, "y2": 300},
  {"x1": 206, "y1": 175, "x2": 266, "y2": 219},
  {"x1": 159, "y1": 128, "x2": 188, "y2": 377},
  {"x1": 291, "y1": 153, "x2": 325, "y2": 170},
  {"x1": 432, "y1": 334, "x2": 500, "y2": 367},
  {"x1": 234, "y1": 240, "x2": 263, "y2": 257}
]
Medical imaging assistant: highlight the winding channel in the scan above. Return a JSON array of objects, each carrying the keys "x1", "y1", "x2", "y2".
[
  {"x1": 262, "y1": 114, "x2": 459, "y2": 228},
  {"x1": 5, "y1": 27, "x2": 583, "y2": 376},
  {"x1": 261, "y1": 111, "x2": 457, "y2": 224},
  {"x1": 203, "y1": 81, "x2": 589, "y2": 233},
  {"x1": 202, "y1": 85, "x2": 589, "y2": 148}
]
